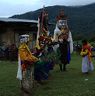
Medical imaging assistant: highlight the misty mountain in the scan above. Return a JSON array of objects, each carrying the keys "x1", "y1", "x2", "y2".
[{"x1": 11, "y1": 3, "x2": 95, "y2": 40}]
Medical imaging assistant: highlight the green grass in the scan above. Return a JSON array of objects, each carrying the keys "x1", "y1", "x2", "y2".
[
  {"x1": 0, "y1": 53, "x2": 95, "y2": 96},
  {"x1": 0, "y1": 61, "x2": 20, "y2": 96}
]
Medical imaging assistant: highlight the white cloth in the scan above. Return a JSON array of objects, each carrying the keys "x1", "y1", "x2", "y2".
[
  {"x1": 82, "y1": 56, "x2": 94, "y2": 73},
  {"x1": 53, "y1": 24, "x2": 61, "y2": 42},
  {"x1": 16, "y1": 55, "x2": 22, "y2": 80},
  {"x1": 68, "y1": 31, "x2": 73, "y2": 54},
  {"x1": 53, "y1": 44, "x2": 59, "y2": 52}
]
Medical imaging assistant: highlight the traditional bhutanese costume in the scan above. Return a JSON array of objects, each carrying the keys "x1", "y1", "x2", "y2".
[
  {"x1": 36, "y1": 35, "x2": 55, "y2": 81},
  {"x1": 53, "y1": 10, "x2": 73, "y2": 55},
  {"x1": 34, "y1": 45, "x2": 54, "y2": 83},
  {"x1": 34, "y1": 61, "x2": 50, "y2": 81},
  {"x1": 80, "y1": 44, "x2": 94, "y2": 73},
  {"x1": 53, "y1": 10, "x2": 72, "y2": 71},
  {"x1": 17, "y1": 43, "x2": 38, "y2": 80},
  {"x1": 17, "y1": 42, "x2": 38, "y2": 90}
]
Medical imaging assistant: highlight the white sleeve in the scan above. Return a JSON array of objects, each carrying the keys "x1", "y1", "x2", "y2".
[
  {"x1": 68, "y1": 31, "x2": 73, "y2": 53},
  {"x1": 16, "y1": 55, "x2": 22, "y2": 80}
]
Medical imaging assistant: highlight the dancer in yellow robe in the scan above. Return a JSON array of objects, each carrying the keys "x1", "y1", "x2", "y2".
[{"x1": 17, "y1": 34, "x2": 38, "y2": 91}]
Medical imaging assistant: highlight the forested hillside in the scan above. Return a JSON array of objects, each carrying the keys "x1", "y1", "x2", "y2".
[{"x1": 11, "y1": 3, "x2": 95, "y2": 40}]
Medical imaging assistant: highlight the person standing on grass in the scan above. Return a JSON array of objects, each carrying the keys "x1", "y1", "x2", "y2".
[
  {"x1": 17, "y1": 34, "x2": 39, "y2": 92},
  {"x1": 80, "y1": 40, "x2": 94, "y2": 74},
  {"x1": 58, "y1": 34, "x2": 70, "y2": 71},
  {"x1": 53, "y1": 9, "x2": 73, "y2": 71}
]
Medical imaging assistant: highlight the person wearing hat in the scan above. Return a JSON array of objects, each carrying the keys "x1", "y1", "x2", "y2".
[{"x1": 17, "y1": 34, "x2": 39, "y2": 91}]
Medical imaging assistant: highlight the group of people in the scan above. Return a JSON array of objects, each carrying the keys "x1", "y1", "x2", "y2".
[
  {"x1": 16, "y1": 9, "x2": 94, "y2": 93},
  {"x1": 16, "y1": 9, "x2": 72, "y2": 92}
]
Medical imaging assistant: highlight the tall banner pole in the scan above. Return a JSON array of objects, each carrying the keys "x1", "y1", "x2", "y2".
[
  {"x1": 41, "y1": 5, "x2": 45, "y2": 35},
  {"x1": 36, "y1": 5, "x2": 45, "y2": 49},
  {"x1": 36, "y1": 18, "x2": 40, "y2": 49}
]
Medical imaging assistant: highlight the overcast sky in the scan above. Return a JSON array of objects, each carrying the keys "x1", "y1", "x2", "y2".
[{"x1": 0, "y1": 0, "x2": 95, "y2": 17}]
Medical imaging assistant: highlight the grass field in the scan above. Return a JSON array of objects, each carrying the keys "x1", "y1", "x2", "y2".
[{"x1": 0, "y1": 53, "x2": 95, "y2": 96}]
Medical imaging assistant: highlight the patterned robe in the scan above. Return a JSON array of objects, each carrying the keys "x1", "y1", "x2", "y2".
[{"x1": 80, "y1": 44, "x2": 94, "y2": 73}]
